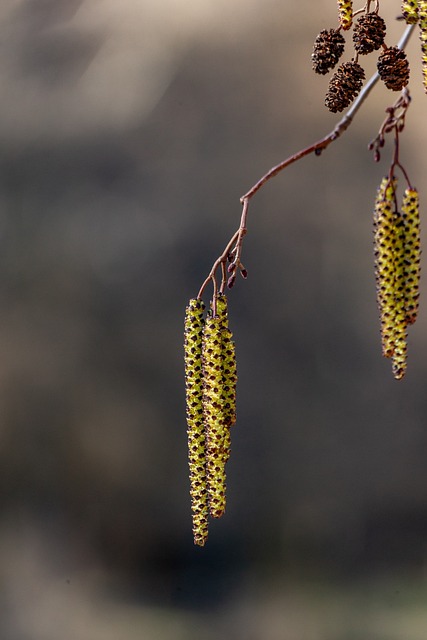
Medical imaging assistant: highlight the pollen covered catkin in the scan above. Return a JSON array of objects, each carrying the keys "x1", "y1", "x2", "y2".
[
  {"x1": 419, "y1": 1, "x2": 427, "y2": 92},
  {"x1": 184, "y1": 298, "x2": 209, "y2": 546},
  {"x1": 337, "y1": 0, "x2": 353, "y2": 30},
  {"x1": 402, "y1": 187, "x2": 421, "y2": 324},
  {"x1": 373, "y1": 178, "x2": 400, "y2": 358},
  {"x1": 401, "y1": 0, "x2": 419, "y2": 23},
  {"x1": 202, "y1": 315, "x2": 228, "y2": 519},
  {"x1": 390, "y1": 210, "x2": 408, "y2": 380},
  {"x1": 215, "y1": 295, "x2": 237, "y2": 429}
]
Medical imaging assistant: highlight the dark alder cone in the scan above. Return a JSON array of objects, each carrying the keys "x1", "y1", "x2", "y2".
[
  {"x1": 312, "y1": 29, "x2": 345, "y2": 74},
  {"x1": 353, "y1": 13, "x2": 386, "y2": 54},
  {"x1": 377, "y1": 47, "x2": 410, "y2": 90},
  {"x1": 325, "y1": 61, "x2": 365, "y2": 112}
]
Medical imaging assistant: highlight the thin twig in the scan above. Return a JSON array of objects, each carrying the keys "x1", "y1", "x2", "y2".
[{"x1": 197, "y1": 23, "x2": 415, "y2": 300}]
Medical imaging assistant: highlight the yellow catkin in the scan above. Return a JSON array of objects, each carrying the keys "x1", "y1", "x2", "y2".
[
  {"x1": 215, "y1": 295, "x2": 237, "y2": 429},
  {"x1": 391, "y1": 211, "x2": 408, "y2": 380},
  {"x1": 401, "y1": 0, "x2": 419, "y2": 23},
  {"x1": 419, "y1": 1, "x2": 427, "y2": 92},
  {"x1": 373, "y1": 178, "x2": 408, "y2": 379},
  {"x1": 202, "y1": 315, "x2": 228, "y2": 519},
  {"x1": 184, "y1": 298, "x2": 209, "y2": 546},
  {"x1": 337, "y1": 0, "x2": 353, "y2": 30},
  {"x1": 374, "y1": 178, "x2": 399, "y2": 358},
  {"x1": 401, "y1": 187, "x2": 421, "y2": 325}
]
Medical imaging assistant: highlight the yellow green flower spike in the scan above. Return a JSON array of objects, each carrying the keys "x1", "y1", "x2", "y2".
[
  {"x1": 390, "y1": 209, "x2": 408, "y2": 380},
  {"x1": 337, "y1": 0, "x2": 353, "y2": 30},
  {"x1": 418, "y1": 1, "x2": 427, "y2": 92},
  {"x1": 202, "y1": 314, "x2": 228, "y2": 519},
  {"x1": 402, "y1": 187, "x2": 421, "y2": 325},
  {"x1": 401, "y1": 0, "x2": 419, "y2": 23},
  {"x1": 214, "y1": 295, "x2": 237, "y2": 429},
  {"x1": 184, "y1": 298, "x2": 209, "y2": 546},
  {"x1": 374, "y1": 178, "x2": 399, "y2": 359}
]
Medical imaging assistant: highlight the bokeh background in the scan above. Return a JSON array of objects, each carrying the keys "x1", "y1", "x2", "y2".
[{"x1": 1, "y1": 1, "x2": 427, "y2": 638}]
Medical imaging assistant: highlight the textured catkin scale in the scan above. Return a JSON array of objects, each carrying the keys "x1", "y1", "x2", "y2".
[
  {"x1": 373, "y1": 178, "x2": 400, "y2": 358},
  {"x1": 401, "y1": 188, "x2": 421, "y2": 325},
  {"x1": 401, "y1": 0, "x2": 419, "y2": 24},
  {"x1": 184, "y1": 298, "x2": 209, "y2": 546},
  {"x1": 337, "y1": 0, "x2": 353, "y2": 30},
  {"x1": 202, "y1": 315, "x2": 228, "y2": 519},
  {"x1": 214, "y1": 295, "x2": 238, "y2": 429},
  {"x1": 419, "y1": 1, "x2": 427, "y2": 92},
  {"x1": 222, "y1": 329, "x2": 237, "y2": 429},
  {"x1": 390, "y1": 212, "x2": 408, "y2": 380}
]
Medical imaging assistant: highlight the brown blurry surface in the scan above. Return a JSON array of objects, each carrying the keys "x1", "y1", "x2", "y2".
[{"x1": 0, "y1": 1, "x2": 427, "y2": 638}]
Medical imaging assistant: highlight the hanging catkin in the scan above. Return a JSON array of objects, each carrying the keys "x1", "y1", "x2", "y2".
[
  {"x1": 215, "y1": 295, "x2": 238, "y2": 429},
  {"x1": 202, "y1": 314, "x2": 228, "y2": 518},
  {"x1": 184, "y1": 298, "x2": 209, "y2": 546},
  {"x1": 401, "y1": 0, "x2": 419, "y2": 23},
  {"x1": 419, "y1": 1, "x2": 427, "y2": 92},
  {"x1": 390, "y1": 208, "x2": 408, "y2": 380},
  {"x1": 373, "y1": 178, "x2": 408, "y2": 379},
  {"x1": 337, "y1": 0, "x2": 353, "y2": 30},
  {"x1": 401, "y1": 187, "x2": 421, "y2": 325}
]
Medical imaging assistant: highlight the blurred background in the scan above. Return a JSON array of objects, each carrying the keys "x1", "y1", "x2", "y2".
[{"x1": 0, "y1": 1, "x2": 427, "y2": 638}]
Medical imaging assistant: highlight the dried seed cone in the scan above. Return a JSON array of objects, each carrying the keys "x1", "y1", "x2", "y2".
[
  {"x1": 353, "y1": 13, "x2": 386, "y2": 55},
  {"x1": 184, "y1": 298, "x2": 209, "y2": 546},
  {"x1": 202, "y1": 315, "x2": 228, "y2": 519},
  {"x1": 402, "y1": 187, "x2": 421, "y2": 324},
  {"x1": 377, "y1": 47, "x2": 410, "y2": 91},
  {"x1": 325, "y1": 61, "x2": 365, "y2": 113},
  {"x1": 401, "y1": 0, "x2": 419, "y2": 23},
  {"x1": 419, "y1": 1, "x2": 427, "y2": 92},
  {"x1": 337, "y1": 0, "x2": 353, "y2": 30},
  {"x1": 312, "y1": 29, "x2": 345, "y2": 74}
]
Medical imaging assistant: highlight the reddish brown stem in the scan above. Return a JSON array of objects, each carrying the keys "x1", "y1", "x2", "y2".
[{"x1": 197, "y1": 23, "x2": 415, "y2": 301}]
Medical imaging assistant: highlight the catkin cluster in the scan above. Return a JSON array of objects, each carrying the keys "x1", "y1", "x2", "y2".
[
  {"x1": 313, "y1": 3, "x2": 412, "y2": 112},
  {"x1": 373, "y1": 177, "x2": 421, "y2": 379},
  {"x1": 184, "y1": 294, "x2": 237, "y2": 545}
]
